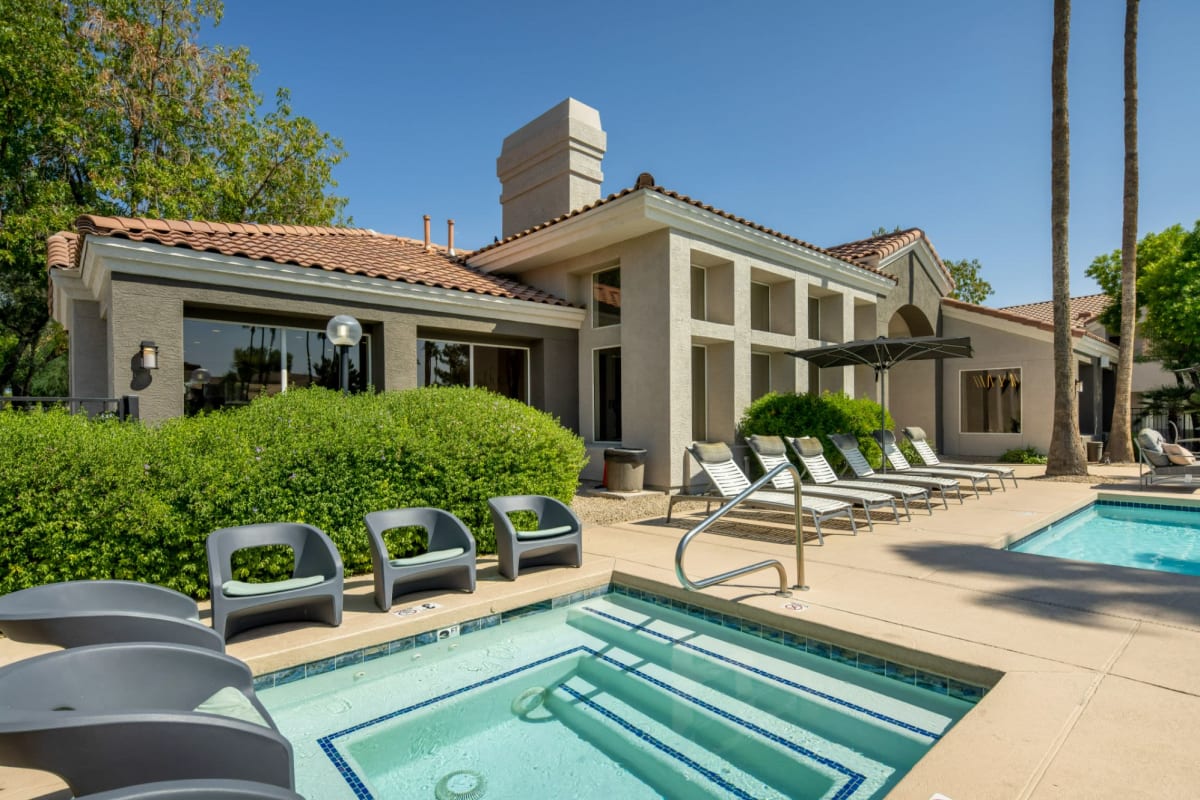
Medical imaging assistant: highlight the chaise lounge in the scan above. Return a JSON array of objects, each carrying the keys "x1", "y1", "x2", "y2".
[
  {"x1": 903, "y1": 426, "x2": 1017, "y2": 490},
  {"x1": 784, "y1": 435, "x2": 935, "y2": 517},
  {"x1": 873, "y1": 430, "x2": 994, "y2": 498},
  {"x1": 828, "y1": 433, "x2": 961, "y2": 507},
  {"x1": 1137, "y1": 428, "x2": 1200, "y2": 486}
]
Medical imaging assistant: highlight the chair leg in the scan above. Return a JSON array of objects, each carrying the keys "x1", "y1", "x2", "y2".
[
  {"x1": 890, "y1": 498, "x2": 903, "y2": 523},
  {"x1": 846, "y1": 509, "x2": 858, "y2": 535},
  {"x1": 808, "y1": 511, "x2": 825, "y2": 545},
  {"x1": 862, "y1": 504, "x2": 874, "y2": 532}
]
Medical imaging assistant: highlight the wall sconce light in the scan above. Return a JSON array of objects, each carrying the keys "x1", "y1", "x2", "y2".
[
  {"x1": 139, "y1": 341, "x2": 159, "y2": 370},
  {"x1": 1075, "y1": 378, "x2": 1084, "y2": 394}
]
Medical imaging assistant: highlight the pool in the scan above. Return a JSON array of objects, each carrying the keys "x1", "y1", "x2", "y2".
[
  {"x1": 1008, "y1": 500, "x2": 1200, "y2": 575},
  {"x1": 258, "y1": 588, "x2": 978, "y2": 800}
]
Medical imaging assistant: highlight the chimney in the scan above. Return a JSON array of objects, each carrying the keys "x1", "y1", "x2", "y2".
[
  {"x1": 447, "y1": 219, "x2": 456, "y2": 256},
  {"x1": 422, "y1": 215, "x2": 431, "y2": 250},
  {"x1": 496, "y1": 98, "x2": 606, "y2": 238}
]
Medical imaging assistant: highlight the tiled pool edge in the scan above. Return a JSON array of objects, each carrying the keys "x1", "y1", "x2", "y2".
[
  {"x1": 1006, "y1": 497, "x2": 1200, "y2": 550},
  {"x1": 252, "y1": 582, "x2": 989, "y2": 705}
]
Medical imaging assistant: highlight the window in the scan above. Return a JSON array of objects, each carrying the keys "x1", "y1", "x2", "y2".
[
  {"x1": 183, "y1": 318, "x2": 371, "y2": 414},
  {"x1": 594, "y1": 347, "x2": 621, "y2": 441},
  {"x1": 961, "y1": 368, "x2": 1022, "y2": 433},
  {"x1": 751, "y1": 282, "x2": 771, "y2": 332},
  {"x1": 691, "y1": 266, "x2": 706, "y2": 320},
  {"x1": 808, "y1": 297, "x2": 821, "y2": 339},
  {"x1": 418, "y1": 339, "x2": 528, "y2": 402},
  {"x1": 592, "y1": 267, "x2": 621, "y2": 327},
  {"x1": 692, "y1": 346, "x2": 707, "y2": 441},
  {"x1": 751, "y1": 352, "x2": 771, "y2": 400}
]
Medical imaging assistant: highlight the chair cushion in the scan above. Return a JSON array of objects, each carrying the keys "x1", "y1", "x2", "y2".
[
  {"x1": 1162, "y1": 443, "x2": 1197, "y2": 465},
  {"x1": 389, "y1": 547, "x2": 467, "y2": 567},
  {"x1": 749, "y1": 435, "x2": 787, "y2": 456},
  {"x1": 1136, "y1": 429, "x2": 1171, "y2": 467},
  {"x1": 692, "y1": 442, "x2": 733, "y2": 463},
  {"x1": 194, "y1": 686, "x2": 269, "y2": 728},
  {"x1": 221, "y1": 575, "x2": 326, "y2": 597},
  {"x1": 904, "y1": 426, "x2": 928, "y2": 442},
  {"x1": 516, "y1": 525, "x2": 575, "y2": 541},
  {"x1": 793, "y1": 437, "x2": 825, "y2": 457}
]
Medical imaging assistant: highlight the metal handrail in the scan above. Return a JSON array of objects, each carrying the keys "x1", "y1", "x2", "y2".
[{"x1": 674, "y1": 462, "x2": 808, "y2": 597}]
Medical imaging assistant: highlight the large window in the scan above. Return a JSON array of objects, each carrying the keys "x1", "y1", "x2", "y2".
[
  {"x1": 183, "y1": 318, "x2": 370, "y2": 414},
  {"x1": 417, "y1": 339, "x2": 528, "y2": 402},
  {"x1": 592, "y1": 267, "x2": 621, "y2": 327},
  {"x1": 691, "y1": 266, "x2": 706, "y2": 320},
  {"x1": 750, "y1": 282, "x2": 771, "y2": 332},
  {"x1": 961, "y1": 368, "x2": 1022, "y2": 433},
  {"x1": 692, "y1": 345, "x2": 707, "y2": 441},
  {"x1": 808, "y1": 297, "x2": 821, "y2": 340},
  {"x1": 751, "y1": 352, "x2": 771, "y2": 401},
  {"x1": 594, "y1": 347, "x2": 621, "y2": 441}
]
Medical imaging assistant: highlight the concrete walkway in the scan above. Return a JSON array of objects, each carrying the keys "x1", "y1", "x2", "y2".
[{"x1": 4, "y1": 465, "x2": 1200, "y2": 799}]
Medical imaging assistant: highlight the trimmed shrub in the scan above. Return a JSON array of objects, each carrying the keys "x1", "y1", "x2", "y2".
[
  {"x1": 0, "y1": 387, "x2": 586, "y2": 597},
  {"x1": 999, "y1": 446, "x2": 1047, "y2": 464},
  {"x1": 738, "y1": 391, "x2": 911, "y2": 473}
]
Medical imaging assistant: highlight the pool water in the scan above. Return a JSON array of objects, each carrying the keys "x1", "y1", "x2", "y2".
[
  {"x1": 260, "y1": 593, "x2": 972, "y2": 800},
  {"x1": 1009, "y1": 501, "x2": 1200, "y2": 575}
]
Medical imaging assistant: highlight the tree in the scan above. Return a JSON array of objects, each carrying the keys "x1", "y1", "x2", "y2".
[
  {"x1": 942, "y1": 258, "x2": 994, "y2": 304},
  {"x1": 1047, "y1": 0, "x2": 1088, "y2": 475},
  {"x1": 1108, "y1": 0, "x2": 1140, "y2": 463},
  {"x1": 0, "y1": 0, "x2": 348, "y2": 395}
]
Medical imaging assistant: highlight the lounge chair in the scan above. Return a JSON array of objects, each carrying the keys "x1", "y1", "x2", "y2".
[
  {"x1": 1136, "y1": 428, "x2": 1200, "y2": 486},
  {"x1": 488, "y1": 495, "x2": 583, "y2": 580},
  {"x1": 82, "y1": 779, "x2": 305, "y2": 799},
  {"x1": 828, "y1": 433, "x2": 961, "y2": 506},
  {"x1": 784, "y1": 435, "x2": 936, "y2": 517},
  {"x1": 0, "y1": 642, "x2": 294, "y2": 795},
  {"x1": 903, "y1": 426, "x2": 1017, "y2": 490},
  {"x1": 667, "y1": 442, "x2": 856, "y2": 544},
  {"x1": 364, "y1": 507, "x2": 477, "y2": 611},
  {"x1": 746, "y1": 434, "x2": 899, "y2": 528},
  {"x1": 1168, "y1": 420, "x2": 1200, "y2": 454},
  {"x1": 872, "y1": 430, "x2": 994, "y2": 498},
  {"x1": 206, "y1": 522, "x2": 343, "y2": 642},
  {"x1": 0, "y1": 579, "x2": 223, "y2": 652}
]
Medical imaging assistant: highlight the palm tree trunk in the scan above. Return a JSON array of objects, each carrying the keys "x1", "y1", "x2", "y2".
[
  {"x1": 1047, "y1": 0, "x2": 1089, "y2": 475},
  {"x1": 1108, "y1": 0, "x2": 1140, "y2": 462}
]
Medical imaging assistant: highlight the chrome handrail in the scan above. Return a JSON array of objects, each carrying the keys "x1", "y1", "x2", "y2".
[{"x1": 674, "y1": 462, "x2": 808, "y2": 597}]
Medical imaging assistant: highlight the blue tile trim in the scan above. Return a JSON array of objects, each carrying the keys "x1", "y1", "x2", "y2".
[
  {"x1": 1095, "y1": 499, "x2": 1200, "y2": 513},
  {"x1": 1009, "y1": 499, "x2": 1200, "y2": 551},
  {"x1": 584, "y1": 606, "x2": 944, "y2": 742}
]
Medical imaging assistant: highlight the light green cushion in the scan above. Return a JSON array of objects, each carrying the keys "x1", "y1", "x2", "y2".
[
  {"x1": 516, "y1": 525, "x2": 574, "y2": 541},
  {"x1": 793, "y1": 437, "x2": 825, "y2": 457},
  {"x1": 194, "y1": 686, "x2": 269, "y2": 728},
  {"x1": 389, "y1": 547, "x2": 467, "y2": 567},
  {"x1": 221, "y1": 575, "x2": 325, "y2": 597}
]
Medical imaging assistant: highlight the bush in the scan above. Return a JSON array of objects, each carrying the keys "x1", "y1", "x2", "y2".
[
  {"x1": 0, "y1": 387, "x2": 586, "y2": 597},
  {"x1": 999, "y1": 446, "x2": 1047, "y2": 464},
  {"x1": 738, "y1": 391, "x2": 914, "y2": 473}
]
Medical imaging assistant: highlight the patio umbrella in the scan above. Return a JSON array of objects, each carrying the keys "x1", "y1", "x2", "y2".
[{"x1": 788, "y1": 336, "x2": 973, "y2": 470}]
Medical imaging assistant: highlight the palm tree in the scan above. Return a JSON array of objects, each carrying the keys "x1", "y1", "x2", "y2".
[
  {"x1": 1047, "y1": 0, "x2": 1089, "y2": 475},
  {"x1": 1108, "y1": 0, "x2": 1140, "y2": 463}
]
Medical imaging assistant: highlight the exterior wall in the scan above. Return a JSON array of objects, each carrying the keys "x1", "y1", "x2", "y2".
[
  {"x1": 103, "y1": 275, "x2": 578, "y2": 426},
  {"x1": 875, "y1": 249, "x2": 944, "y2": 334},
  {"x1": 68, "y1": 299, "x2": 109, "y2": 397}
]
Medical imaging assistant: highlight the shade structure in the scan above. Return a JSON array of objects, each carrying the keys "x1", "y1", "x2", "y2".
[{"x1": 789, "y1": 336, "x2": 973, "y2": 470}]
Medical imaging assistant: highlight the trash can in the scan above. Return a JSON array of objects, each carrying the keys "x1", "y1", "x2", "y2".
[
  {"x1": 1086, "y1": 439, "x2": 1103, "y2": 463},
  {"x1": 603, "y1": 448, "x2": 647, "y2": 492}
]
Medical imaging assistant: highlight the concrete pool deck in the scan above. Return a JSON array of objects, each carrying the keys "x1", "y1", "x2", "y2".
[{"x1": 4, "y1": 464, "x2": 1200, "y2": 799}]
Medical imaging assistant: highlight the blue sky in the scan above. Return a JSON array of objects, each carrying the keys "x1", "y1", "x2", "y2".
[{"x1": 205, "y1": 0, "x2": 1199, "y2": 308}]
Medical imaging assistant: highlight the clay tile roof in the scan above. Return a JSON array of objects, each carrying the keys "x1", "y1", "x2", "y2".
[
  {"x1": 469, "y1": 183, "x2": 896, "y2": 282},
  {"x1": 943, "y1": 296, "x2": 1113, "y2": 345},
  {"x1": 56, "y1": 214, "x2": 571, "y2": 307},
  {"x1": 826, "y1": 228, "x2": 954, "y2": 286},
  {"x1": 998, "y1": 292, "x2": 1111, "y2": 327}
]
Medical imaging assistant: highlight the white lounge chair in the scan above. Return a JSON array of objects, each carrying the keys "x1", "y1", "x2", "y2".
[
  {"x1": 785, "y1": 435, "x2": 936, "y2": 517},
  {"x1": 903, "y1": 427, "x2": 1017, "y2": 490},
  {"x1": 667, "y1": 441, "x2": 857, "y2": 544},
  {"x1": 828, "y1": 433, "x2": 961, "y2": 506},
  {"x1": 873, "y1": 430, "x2": 994, "y2": 499},
  {"x1": 1136, "y1": 428, "x2": 1200, "y2": 486},
  {"x1": 746, "y1": 434, "x2": 900, "y2": 528}
]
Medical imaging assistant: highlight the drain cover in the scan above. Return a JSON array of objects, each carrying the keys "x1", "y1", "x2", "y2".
[{"x1": 435, "y1": 770, "x2": 486, "y2": 800}]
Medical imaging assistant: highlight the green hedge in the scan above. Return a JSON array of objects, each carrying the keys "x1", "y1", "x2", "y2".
[
  {"x1": 0, "y1": 387, "x2": 587, "y2": 598},
  {"x1": 738, "y1": 391, "x2": 915, "y2": 473}
]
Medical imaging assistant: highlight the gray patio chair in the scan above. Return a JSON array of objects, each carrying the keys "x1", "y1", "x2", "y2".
[
  {"x1": 364, "y1": 507, "x2": 477, "y2": 611},
  {"x1": 746, "y1": 434, "x2": 899, "y2": 528},
  {"x1": 488, "y1": 495, "x2": 583, "y2": 580},
  {"x1": 872, "y1": 430, "x2": 994, "y2": 499},
  {"x1": 206, "y1": 522, "x2": 343, "y2": 642},
  {"x1": 903, "y1": 426, "x2": 1017, "y2": 490},
  {"x1": 784, "y1": 435, "x2": 935, "y2": 517},
  {"x1": 828, "y1": 433, "x2": 961, "y2": 506},
  {"x1": 0, "y1": 579, "x2": 223, "y2": 652},
  {"x1": 81, "y1": 780, "x2": 305, "y2": 800},
  {"x1": 0, "y1": 642, "x2": 294, "y2": 795},
  {"x1": 1137, "y1": 428, "x2": 1200, "y2": 486},
  {"x1": 667, "y1": 441, "x2": 856, "y2": 544}
]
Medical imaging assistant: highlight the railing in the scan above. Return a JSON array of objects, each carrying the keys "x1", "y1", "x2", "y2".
[
  {"x1": 0, "y1": 395, "x2": 140, "y2": 420},
  {"x1": 674, "y1": 462, "x2": 808, "y2": 597}
]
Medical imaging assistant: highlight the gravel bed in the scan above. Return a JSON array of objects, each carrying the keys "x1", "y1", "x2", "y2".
[{"x1": 571, "y1": 491, "x2": 685, "y2": 526}]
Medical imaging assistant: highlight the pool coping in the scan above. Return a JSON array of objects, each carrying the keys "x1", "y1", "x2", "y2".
[{"x1": 1005, "y1": 494, "x2": 1200, "y2": 552}]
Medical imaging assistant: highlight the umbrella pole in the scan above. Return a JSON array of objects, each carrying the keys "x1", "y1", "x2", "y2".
[{"x1": 879, "y1": 367, "x2": 887, "y2": 473}]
